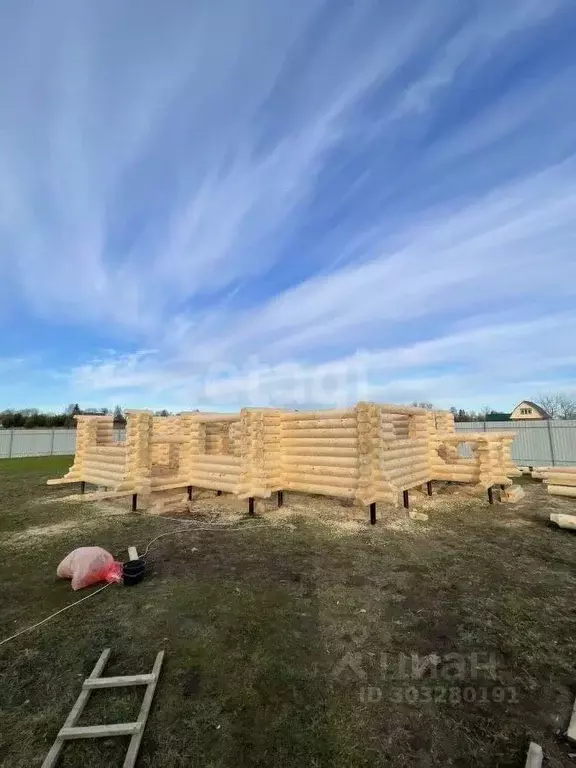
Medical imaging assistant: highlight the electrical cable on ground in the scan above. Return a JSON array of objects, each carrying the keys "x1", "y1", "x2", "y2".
[
  {"x1": 0, "y1": 583, "x2": 112, "y2": 648},
  {"x1": 0, "y1": 516, "x2": 279, "y2": 648}
]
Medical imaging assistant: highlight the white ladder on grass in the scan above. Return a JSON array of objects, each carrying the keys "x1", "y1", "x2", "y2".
[{"x1": 42, "y1": 648, "x2": 164, "y2": 768}]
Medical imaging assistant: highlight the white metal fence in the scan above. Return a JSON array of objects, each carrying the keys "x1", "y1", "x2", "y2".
[
  {"x1": 0, "y1": 429, "x2": 125, "y2": 459},
  {"x1": 2, "y1": 421, "x2": 576, "y2": 466},
  {"x1": 455, "y1": 420, "x2": 576, "y2": 467}
]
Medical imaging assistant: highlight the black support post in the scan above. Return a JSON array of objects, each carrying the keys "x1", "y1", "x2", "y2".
[
  {"x1": 132, "y1": 493, "x2": 138, "y2": 512},
  {"x1": 369, "y1": 502, "x2": 376, "y2": 525},
  {"x1": 427, "y1": 481, "x2": 433, "y2": 496},
  {"x1": 403, "y1": 490, "x2": 410, "y2": 509},
  {"x1": 217, "y1": 490, "x2": 222, "y2": 496},
  {"x1": 487, "y1": 487, "x2": 494, "y2": 505},
  {"x1": 248, "y1": 497, "x2": 255, "y2": 516},
  {"x1": 277, "y1": 490, "x2": 284, "y2": 508},
  {"x1": 187, "y1": 485, "x2": 192, "y2": 501},
  {"x1": 80, "y1": 481, "x2": 85, "y2": 495}
]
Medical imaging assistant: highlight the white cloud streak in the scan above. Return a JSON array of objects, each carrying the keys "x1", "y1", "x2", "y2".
[{"x1": 0, "y1": 0, "x2": 575, "y2": 410}]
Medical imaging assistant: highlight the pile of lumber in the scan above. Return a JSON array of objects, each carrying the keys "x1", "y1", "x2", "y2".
[{"x1": 532, "y1": 466, "x2": 576, "y2": 498}]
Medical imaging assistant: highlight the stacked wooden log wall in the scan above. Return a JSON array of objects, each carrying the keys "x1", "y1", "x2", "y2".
[
  {"x1": 124, "y1": 411, "x2": 153, "y2": 499},
  {"x1": 279, "y1": 408, "x2": 360, "y2": 500},
  {"x1": 432, "y1": 436, "x2": 481, "y2": 485},
  {"x1": 229, "y1": 421, "x2": 242, "y2": 456},
  {"x1": 150, "y1": 417, "x2": 172, "y2": 466},
  {"x1": 495, "y1": 435, "x2": 518, "y2": 484},
  {"x1": 357, "y1": 403, "x2": 396, "y2": 504},
  {"x1": 263, "y1": 409, "x2": 283, "y2": 493},
  {"x1": 95, "y1": 416, "x2": 116, "y2": 446},
  {"x1": 186, "y1": 414, "x2": 242, "y2": 495},
  {"x1": 476, "y1": 438, "x2": 508, "y2": 489},
  {"x1": 47, "y1": 403, "x2": 521, "y2": 509},
  {"x1": 432, "y1": 411, "x2": 456, "y2": 434},
  {"x1": 427, "y1": 411, "x2": 461, "y2": 478},
  {"x1": 237, "y1": 410, "x2": 270, "y2": 499},
  {"x1": 80, "y1": 416, "x2": 132, "y2": 490},
  {"x1": 379, "y1": 405, "x2": 431, "y2": 496}
]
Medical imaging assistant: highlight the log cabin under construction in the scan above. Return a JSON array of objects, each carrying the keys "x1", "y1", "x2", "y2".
[{"x1": 47, "y1": 402, "x2": 521, "y2": 523}]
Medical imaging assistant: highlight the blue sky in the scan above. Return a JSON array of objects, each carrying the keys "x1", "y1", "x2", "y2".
[{"x1": 1, "y1": 0, "x2": 576, "y2": 413}]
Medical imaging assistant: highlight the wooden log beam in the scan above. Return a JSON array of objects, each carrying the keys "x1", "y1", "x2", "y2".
[
  {"x1": 282, "y1": 437, "x2": 357, "y2": 447},
  {"x1": 384, "y1": 458, "x2": 429, "y2": 471},
  {"x1": 433, "y1": 470, "x2": 480, "y2": 479},
  {"x1": 81, "y1": 466, "x2": 127, "y2": 481},
  {"x1": 149, "y1": 481, "x2": 190, "y2": 492},
  {"x1": 524, "y1": 742, "x2": 543, "y2": 768},
  {"x1": 433, "y1": 462, "x2": 482, "y2": 473},
  {"x1": 548, "y1": 485, "x2": 576, "y2": 498},
  {"x1": 82, "y1": 476, "x2": 134, "y2": 490},
  {"x1": 150, "y1": 436, "x2": 190, "y2": 444},
  {"x1": 191, "y1": 460, "x2": 241, "y2": 473},
  {"x1": 382, "y1": 438, "x2": 428, "y2": 449},
  {"x1": 284, "y1": 418, "x2": 357, "y2": 430},
  {"x1": 378, "y1": 404, "x2": 429, "y2": 415},
  {"x1": 544, "y1": 475, "x2": 576, "y2": 486},
  {"x1": 283, "y1": 446, "x2": 357, "y2": 457},
  {"x1": 183, "y1": 413, "x2": 241, "y2": 423},
  {"x1": 282, "y1": 428, "x2": 357, "y2": 439},
  {"x1": 283, "y1": 471, "x2": 358, "y2": 487},
  {"x1": 283, "y1": 409, "x2": 354, "y2": 420},
  {"x1": 83, "y1": 459, "x2": 126, "y2": 471},
  {"x1": 399, "y1": 475, "x2": 432, "y2": 490},
  {"x1": 385, "y1": 467, "x2": 430, "y2": 481},
  {"x1": 194, "y1": 453, "x2": 242, "y2": 472},
  {"x1": 237, "y1": 489, "x2": 272, "y2": 499},
  {"x1": 185, "y1": 472, "x2": 241, "y2": 485},
  {"x1": 379, "y1": 447, "x2": 429, "y2": 460},
  {"x1": 286, "y1": 481, "x2": 356, "y2": 499},
  {"x1": 550, "y1": 512, "x2": 576, "y2": 530},
  {"x1": 283, "y1": 465, "x2": 359, "y2": 479},
  {"x1": 535, "y1": 466, "x2": 576, "y2": 473},
  {"x1": 282, "y1": 454, "x2": 357, "y2": 467},
  {"x1": 187, "y1": 478, "x2": 238, "y2": 493}
]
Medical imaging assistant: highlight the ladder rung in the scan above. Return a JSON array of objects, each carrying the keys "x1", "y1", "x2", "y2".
[
  {"x1": 83, "y1": 674, "x2": 155, "y2": 689},
  {"x1": 60, "y1": 722, "x2": 142, "y2": 739}
]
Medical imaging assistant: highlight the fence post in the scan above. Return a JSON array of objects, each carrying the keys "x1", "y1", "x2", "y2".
[
  {"x1": 8, "y1": 429, "x2": 14, "y2": 458},
  {"x1": 546, "y1": 420, "x2": 556, "y2": 467},
  {"x1": 483, "y1": 420, "x2": 487, "y2": 432},
  {"x1": 50, "y1": 428, "x2": 56, "y2": 456}
]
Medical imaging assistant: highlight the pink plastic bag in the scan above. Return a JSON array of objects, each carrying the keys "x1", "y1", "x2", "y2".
[{"x1": 57, "y1": 547, "x2": 123, "y2": 590}]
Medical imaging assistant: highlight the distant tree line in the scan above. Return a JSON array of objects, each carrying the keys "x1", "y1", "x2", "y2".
[
  {"x1": 0, "y1": 404, "x2": 127, "y2": 429},
  {"x1": 411, "y1": 402, "x2": 504, "y2": 422},
  {"x1": 448, "y1": 407, "x2": 509, "y2": 422},
  {"x1": 3, "y1": 394, "x2": 574, "y2": 430}
]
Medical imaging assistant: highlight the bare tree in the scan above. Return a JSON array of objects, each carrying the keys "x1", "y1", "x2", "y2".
[
  {"x1": 556, "y1": 393, "x2": 576, "y2": 419},
  {"x1": 534, "y1": 392, "x2": 576, "y2": 419}
]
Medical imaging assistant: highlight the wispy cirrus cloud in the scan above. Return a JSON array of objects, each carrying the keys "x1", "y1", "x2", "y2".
[{"x1": 0, "y1": 0, "x2": 575, "y2": 410}]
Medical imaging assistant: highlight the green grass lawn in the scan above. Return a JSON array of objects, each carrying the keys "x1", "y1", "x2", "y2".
[
  {"x1": 0, "y1": 455, "x2": 74, "y2": 474},
  {"x1": 1, "y1": 460, "x2": 576, "y2": 766}
]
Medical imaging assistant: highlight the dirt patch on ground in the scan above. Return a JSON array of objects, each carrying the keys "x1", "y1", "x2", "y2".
[
  {"x1": 2, "y1": 470, "x2": 576, "y2": 766},
  {"x1": 7, "y1": 518, "x2": 85, "y2": 542},
  {"x1": 5, "y1": 498, "x2": 128, "y2": 547}
]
